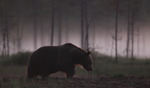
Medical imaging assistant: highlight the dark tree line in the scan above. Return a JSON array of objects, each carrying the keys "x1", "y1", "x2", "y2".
[
  {"x1": 81, "y1": 0, "x2": 89, "y2": 51},
  {"x1": 0, "y1": 0, "x2": 146, "y2": 59},
  {"x1": 126, "y1": 0, "x2": 142, "y2": 59},
  {"x1": 0, "y1": 0, "x2": 10, "y2": 56}
]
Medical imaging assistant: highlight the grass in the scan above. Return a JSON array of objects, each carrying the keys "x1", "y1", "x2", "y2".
[
  {"x1": 0, "y1": 51, "x2": 150, "y2": 78},
  {"x1": 91, "y1": 52, "x2": 150, "y2": 77},
  {"x1": 0, "y1": 51, "x2": 150, "y2": 88},
  {"x1": 0, "y1": 51, "x2": 31, "y2": 66},
  {"x1": 0, "y1": 51, "x2": 150, "y2": 77}
]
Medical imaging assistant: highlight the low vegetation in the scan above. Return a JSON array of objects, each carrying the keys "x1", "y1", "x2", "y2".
[
  {"x1": 0, "y1": 51, "x2": 31, "y2": 66},
  {"x1": 91, "y1": 51, "x2": 150, "y2": 77},
  {"x1": 0, "y1": 51, "x2": 150, "y2": 88},
  {"x1": 0, "y1": 51, "x2": 150, "y2": 77}
]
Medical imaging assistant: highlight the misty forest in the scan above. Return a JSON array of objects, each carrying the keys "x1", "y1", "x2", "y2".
[{"x1": 0, "y1": 0, "x2": 150, "y2": 88}]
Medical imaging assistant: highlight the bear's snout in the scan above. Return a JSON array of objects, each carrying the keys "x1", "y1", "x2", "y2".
[
  {"x1": 86, "y1": 66, "x2": 93, "y2": 71},
  {"x1": 83, "y1": 64, "x2": 93, "y2": 71}
]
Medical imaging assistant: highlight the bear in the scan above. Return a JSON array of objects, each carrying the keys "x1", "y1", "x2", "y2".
[{"x1": 27, "y1": 43, "x2": 93, "y2": 79}]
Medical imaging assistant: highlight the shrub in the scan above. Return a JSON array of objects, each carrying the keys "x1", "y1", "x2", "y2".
[{"x1": 0, "y1": 51, "x2": 32, "y2": 66}]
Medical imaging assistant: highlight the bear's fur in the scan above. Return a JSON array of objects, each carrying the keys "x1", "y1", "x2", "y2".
[{"x1": 27, "y1": 43, "x2": 92, "y2": 79}]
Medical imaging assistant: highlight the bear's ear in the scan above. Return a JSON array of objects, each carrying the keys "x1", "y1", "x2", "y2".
[{"x1": 86, "y1": 51, "x2": 91, "y2": 55}]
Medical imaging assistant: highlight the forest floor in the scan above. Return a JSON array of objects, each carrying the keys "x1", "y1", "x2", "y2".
[
  {"x1": 0, "y1": 52, "x2": 150, "y2": 88},
  {"x1": 0, "y1": 71, "x2": 150, "y2": 88}
]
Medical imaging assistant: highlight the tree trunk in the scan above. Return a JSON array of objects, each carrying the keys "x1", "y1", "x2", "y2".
[
  {"x1": 84, "y1": 0, "x2": 89, "y2": 51},
  {"x1": 115, "y1": 0, "x2": 119, "y2": 63},
  {"x1": 65, "y1": 14, "x2": 69, "y2": 43},
  {"x1": 51, "y1": 0, "x2": 55, "y2": 46},
  {"x1": 32, "y1": 0, "x2": 37, "y2": 50},
  {"x1": 137, "y1": 28, "x2": 140, "y2": 57},
  {"x1": 40, "y1": 16, "x2": 44, "y2": 46},
  {"x1": 126, "y1": 0, "x2": 131, "y2": 58},
  {"x1": 81, "y1": 0, "x2": 85, "y2": 49},
  {"x1": 131, "y1": 9, "x2": 135, "y2": 59},
  {"x1": 2, "y1": 30, "x2": 7, "y2": 56},
  {"x1": 16, "y1": 2, "x2": 22, "y2": 52},
  {"x1": 2, "y1": 8, "x2": 9, "y2": 56},
  {"x1": 58, "y1": 1, "x2": 62, "y2": 45},
  {"x1": 80, "y1": 0, "x2": 89, "y2": 51}
]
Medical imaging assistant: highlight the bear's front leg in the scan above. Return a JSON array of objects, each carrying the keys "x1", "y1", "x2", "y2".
[
  {"x1": 65, "y1": 68, "x2": 75, "y2": 78},
  {"x1": 41, "y1": 74, "x2": 49, "y2": 79},
  {"x1": 66, "y1": 73, "x2": 74, "y2": 78}
]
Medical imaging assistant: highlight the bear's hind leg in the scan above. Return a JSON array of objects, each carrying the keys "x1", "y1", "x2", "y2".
[
  {"x1": 66, "y1": 73, "x2": 74, "y2": 78},
  {"x1": 27, "y1": 73, "x2": 38, "y2": 80},
  {"x1": 27, "y1": 71, "x2": 36, "y2": 79},
  {"x1": 65, "y1": 68, "x2": 75, "y2": 78},
  {"x1": 41, "y1": 74, "x2": 49, "y2": 80},
  {"x1": 65, "y1": 71, "x2": 75, "y2": 78}
]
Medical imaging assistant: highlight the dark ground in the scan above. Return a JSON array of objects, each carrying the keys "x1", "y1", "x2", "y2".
[{"x1": 0, "y1": 75, "x2": 150, "y2": 88}]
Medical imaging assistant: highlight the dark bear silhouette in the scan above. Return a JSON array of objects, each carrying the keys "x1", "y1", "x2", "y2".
[{"x1": 27, "y1": 43, "x2": 92, "y2": 79}]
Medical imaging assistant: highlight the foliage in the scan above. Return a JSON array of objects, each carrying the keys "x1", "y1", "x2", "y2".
[
  {"x1": 0, "y1": 51, "x2": 31, "y2": 66},
  {"x1": 0, "y1": 51, "x2": 149, "y2": 88},
  {"x1": 90, "y1": 51, "x2": 150, "y2": 77},
  {"x1": 0, "y1": 51, "x2": 150, "y2": 77}
]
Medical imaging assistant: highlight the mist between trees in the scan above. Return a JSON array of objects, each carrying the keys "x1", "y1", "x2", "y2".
[{"x1": 0, "y1": 0, "x2": 150, "y2": 59}]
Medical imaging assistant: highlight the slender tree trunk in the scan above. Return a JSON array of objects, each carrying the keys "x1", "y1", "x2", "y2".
[
  {"x1": 16, "y1": 25, "x2": 22, "y2": 52},
  {"x1": 115, "y1": 0, "x2": 119, "y2": 63},
  {"x1": 92, "y1": 21, "x2": 96, "y2": 50},
  {"x1": 58, "y1": 1, "x2": 62, "y2": 45},
  {"x1": 2, "y1": 30, "x2": 7, "y2": 56},
  {"x1": 84, "y1": 0, "x2": 89, "y2": 51},
  {"x1": 131, "y1": 10, "x2": 135, "y2": 59},
  {"x1": 131, "y1": 0, "x2": 141, "y2": 59},
  {"x1": 111, "y1": 39, "x2": 114, "y2": 57},
  {"x1": 1, "y1": 9, "x2": 9, "y2": 56},
  {"x1": 58, "y1": 16, "x2": 62, "y2": 45},
  {"x1": 81, "y1": 0, "x2": 85, "y2": 49},
  {"x1": 127, "y1": 0, "x2": 140, "y2": 59},
  {"x1": 16, "y1": 3, "x2": 22, "y2": 52},
  {"x1": 32, "y1": 0, "x2": 37, "y2": 50},
  {"x1": 143, "y1": 31, "x2": 146, "y2": 59},
  {"x1": 137, "y1": 28, "x2": 140, "y2": 57},
  {"x1": 51, "y1": 0, "x2": 55, "y2": 46},
  {"x1": 40, "y1": 16, "x2": 44, "y2": 46},
  {"x1": 126, "y1": 0, "x2": 131, "y2": 58},
  {"x1": 65, "y1": 14, "x2": 69, "y2": 43},
  {"x1": 81, "y1": 0, "x2": 89, "y2": 51},
  {"x1": 16, "y1": 19, "x2": 20, "y2": 52},
  {"x1": 4, "y1": 8, "x2": 9, "y2": 56},
  {"x1": 6, "y1": 28, "x2": 9, "y2": 55}
]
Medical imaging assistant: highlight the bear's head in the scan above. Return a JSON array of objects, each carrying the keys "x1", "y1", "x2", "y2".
[
  {"x1": 71, "y1": 49, "x2": 93, "y2": 71},
  {"x1": 79, "y1": 51, "x2": 93, "y2": 71},
  {"x1": 64, "y1": 43, "x2": 93, "y2": 71}
]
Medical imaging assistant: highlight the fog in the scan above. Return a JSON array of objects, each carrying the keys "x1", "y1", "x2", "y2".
[{"x1": 0, "y1": 0, "x2": 150, "y2": 58}]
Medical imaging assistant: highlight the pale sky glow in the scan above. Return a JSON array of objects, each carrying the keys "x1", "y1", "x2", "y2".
[
  {"x1": 1, "y1": 0, "x2": 150, "y2": 59},
  {"x1": 20, "y1": 23, "x2": 150, "y2": 58}
]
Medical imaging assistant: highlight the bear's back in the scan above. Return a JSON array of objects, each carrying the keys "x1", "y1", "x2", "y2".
[{"x1": 29, "y1": 46, "x2": 60, "y2": 66}]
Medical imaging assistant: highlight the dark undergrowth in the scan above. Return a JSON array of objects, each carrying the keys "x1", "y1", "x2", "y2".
[
  {"x1": 0, "y1": 51, "x2": 150, "y2": 77},
  {"x1": 0, "y1": 51, "x2": 150, "y2": 88},
  {"x1": 0, "y1": 51, "x2": 31, "y2": 66}
]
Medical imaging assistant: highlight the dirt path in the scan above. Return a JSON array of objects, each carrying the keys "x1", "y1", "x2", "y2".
[{"x1": 0, "y1": 76, "x2": 150, "y2": 88}]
